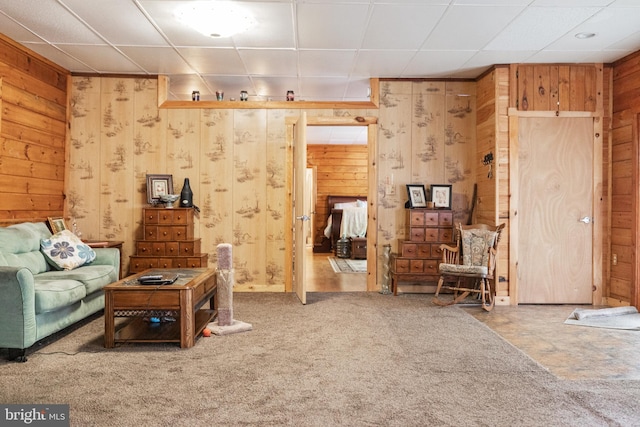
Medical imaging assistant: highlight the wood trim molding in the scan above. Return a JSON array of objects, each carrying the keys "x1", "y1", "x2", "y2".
[{"x1": 158, "y1": 76, "x2": 380, "y2": 110}]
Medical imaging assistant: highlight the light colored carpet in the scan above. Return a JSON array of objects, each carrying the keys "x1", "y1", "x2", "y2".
[
  {"x1": 565, "y1": 306, "x2": 640, "y2": 330},
  {"x1": 328, "y1": 256, "x2": 366, "y2": 273},
  {"x1": 2, "y1": 293, "x2": 640, "y2": 426}
]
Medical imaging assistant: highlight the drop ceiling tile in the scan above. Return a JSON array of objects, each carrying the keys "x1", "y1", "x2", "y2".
[
  {"x1": 0, "y1": 14, "x2": 43, "y2": 43},
  {"x1": 351, "y1": 51, "x2": 417, "y2": 77},
  {"x1": 297, "y1": 3, "x2": 370, "y2": 49},
  {"x1": 118, "y1": 46, "x2": 193, "y2": 74},
  {"x1": 247, "y1": 76, "x2": 301, "y2": 100},
  {"x1": 140, "y1": 0, "x2": 236, "y2": 47},
  {"x1": 177, "y1": 47, "x2": 247, "y2": 74},
  {"x1": 464, "y1": 50, "x2": 538, "y2": 69},
  {"x1": 19, "y1": 42, "x2": 96, "y2": 73},
  {"x1": 231, "y1": 2, "x2": 295, "y2": 48},
  {"x1": 300, "y1": 77, "x2": 352, "y2": 100},
  {"x1": 60, "y1": 0, "x2": 168, "y2": 46},
  {"x1": 402, "y1": 50, "x2": 478, "y2": 77},
  {"x1": 546, "y1": 7, "x2": 640, "y2": 51},
  {"x1": 423, "y1": 5, "x2": 525, "y2": 50},
  {"x1": 361, "y1": 4, "x2": 447, "y2": 50},
  {"x1": 345, "y1": 78, "x2": 375, "y2": 101},
  {"x1": 298, "y1": 50, "x2": 357, "y2": 77},
  {"x1": 0, "y1": 0, "x2": 104, "y2": 44},
  {"x1": 526, "y1": 49, "x2": 631, "y2": 63},
  {"x1": 59, "y1": 45, "x2": 146, "y2": 74},
  {"x1": 199, "y1": 75, "x2": 255, "y2": 99},
  {"x1": 485, "y1": 7, "x2": 601, "y2": 51},
  {"x1": 607, "y1": 31, "x2": 640, "y2": 51},
  {"x1": 238, "y1": 49, "x2": 298, "y2": 76}
]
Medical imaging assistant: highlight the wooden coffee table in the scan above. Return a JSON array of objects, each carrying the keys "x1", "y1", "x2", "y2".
[{"x1": 104, "y1": 268, "x2": 217, "y2": 348}]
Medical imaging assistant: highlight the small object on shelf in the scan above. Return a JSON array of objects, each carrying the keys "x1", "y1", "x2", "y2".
[
  {"x1": 240, "y1": 90, "x2": 248, "y2": 101},
  {"x1": 159, "y1": 194, "x2": 179, "y2": 208},
  {"x1": 287, "y1": 90, "x2": 294, "y2": 101},
  {"x1": 216, "y1": 90, "x2": 223, "y2": 101},
  {"x1": 192, "y1": 90, "x2": 200, "y2": 101},
  {"x1": 180, "y1": 178, "x2": 193, "y2": 208}
]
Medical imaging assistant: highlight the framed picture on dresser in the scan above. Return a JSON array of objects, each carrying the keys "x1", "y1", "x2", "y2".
[
  {"x1": 146, "y1": 174, "x2": 174, "y2": 204},
  {"x1": 430, "y1": 184, "x2": 452, "y2": 209},
  {"x1": 406, "y1": 184, "x2": 427, "y2": 208}
]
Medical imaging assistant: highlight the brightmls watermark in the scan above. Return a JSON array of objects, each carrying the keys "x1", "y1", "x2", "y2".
[{"x1": 1, "y1": 405, "x2": 69, "y2": 426}]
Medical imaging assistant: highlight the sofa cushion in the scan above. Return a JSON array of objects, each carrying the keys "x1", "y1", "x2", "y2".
[
  {"x1": 36, "y1": 265, "x2": 117, "y2": 294},
  {"x1": 33, "y1": 279, "x2": 87, "y2": 314},
  {"x1": 41, "y1": 230, "x2": 96, "y2": 271},
  {"x1": 0, "y1": 222, "x2": 51, "y2": 275}
]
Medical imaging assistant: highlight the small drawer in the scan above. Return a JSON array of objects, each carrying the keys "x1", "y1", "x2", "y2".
[
  {"x1": 179, "y1": 241, "x2": 197, "y2": 256},
  {"x1": 431, "y1": 244, "x2": 445, "y2": 259},
  {"x1": 425, "y1": 212, "x2": 439, "y2": 226},
  {"x1": 409, "y1": 259, "x2": 424, "y2": 273},
  {"x1": 136, "y1": 242, "x2": 153, "y2": 254},
  {"x1": 410, "y1": 211, "x2": 425, "y2": 226},
  {"x1": 394, "y1": 258, "x2": 410, "y2": 273},
  {"x1": 410, "y1": 228, "x2": 425, "y2": 242},
  {"x1": 166, "y1": 242, "x2": 179, "y2": 255},
  {"x1": 158, "y1": 258, "x2": 173, "y2": 269},
  {"x1": 424, "y1": 228, "x2": 439, "y2": 242},
  {"x1": 439, "y1": 228, "x2": 453, "y2": 242},
  {"x1": 417, "y1": 244, "x2": 431, "y2": 258},
  {"x1": 423, "y1": 260, "x2": 439, "y2": 274},
  {"x1": 158, "y1": 210, "x2": 174, "y2": 224},
  {"x1": 144, "y1": 225, "x2": 158, "y2": 241},
  {"x1": 172, "y1": 211, "x2": 189, "y2": 225},
  {"x1": 152, "y1": 242, "x2": 166, "y2": 255},
  {"x1": 172, "y1": 226, "x2": 188, "y2": 240},
  {"x1": 401, "y1": 243, "x2": 417, "y2": 257},
  {"x1": 158, "y1": 226, "x2": 173, "y2": 240},
  {"x1": 144, "y1": 210, "x2": 159, "y2": 224},
  {"x1": 439, "y1": 212, "x2": 453, "y2": 226}
]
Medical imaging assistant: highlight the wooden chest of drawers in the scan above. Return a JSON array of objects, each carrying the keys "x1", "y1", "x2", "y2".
[
  {"x1": 390, "y1": 209, "x2": 453, "y2": 295},
  {"x1": 129, "y1": 208, "x2": 208, "y2": 274}
]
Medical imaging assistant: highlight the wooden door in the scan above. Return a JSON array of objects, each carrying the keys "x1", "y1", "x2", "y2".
[
  {"x1": 293, "y1": 113, "x2": 308, "y2": 304},
  {"x1": 518, "y1": 117, "x2": 593, "y2": 303}
]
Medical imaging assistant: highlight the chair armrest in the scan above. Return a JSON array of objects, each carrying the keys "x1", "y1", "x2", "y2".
[
  {"x1": 0, "y1": 267, "x2": 37, "y2": 349},
  {"x1": 487, "y1": 247, "x2": 497, "y2": 273},
  {"x1": 439, "y1": 243, "x2": 460, "y2": 264}
]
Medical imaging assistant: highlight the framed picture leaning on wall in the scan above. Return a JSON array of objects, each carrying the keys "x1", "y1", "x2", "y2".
[
  {"x1": 406, "y1": 184, "x2": 427, "y2": 208},
  {"x1": 146, "y1": 174, "x2": 174, "y2": 205},
  {"x1": 47, "y1": 217, "x2": 67, "y2": 234},
  {"x1": 430, "y1": 184, "x2": 452, "y2": 209}
]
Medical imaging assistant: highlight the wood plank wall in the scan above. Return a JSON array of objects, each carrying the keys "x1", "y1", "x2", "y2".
[
  {"x1": 476, "y1": 66, "x2": 510, "y2": 300},
  {"x1": 512, "y1": 64, "x2": 597, "y2": 112},
  {"x1": 611, "y1": 51, "x2": 640, "y2": 306},
  {"x1": 307, "y1": 144, "x2": 368, "y2": 246},
  {"x1": 0, "y1": 34, "x2": 69, "y2": 224}
]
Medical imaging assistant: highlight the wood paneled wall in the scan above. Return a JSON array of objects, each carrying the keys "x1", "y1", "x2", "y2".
[
  {"x1": 511, "y1": 64, "x2": 598, "y2": 112},
  {"x1": 377, "y1": 80, "x2": 477, "y2": 290},
  {"x1": 611, "y1": 51, "x2": 640, "y2": 307},
  {"x1": 0, "y1": 34, "x2": 69, "y2": 224},
  {"x1": 476, "y1": 66, "x2": 510, "y2": 300},
  {"x1": 307, "y1": 144, "x2": 368, "y2": 245}
]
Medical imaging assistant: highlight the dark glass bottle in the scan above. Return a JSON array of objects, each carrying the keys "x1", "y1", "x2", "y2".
[{"x1": 179, "y1": 178, "x2": 193, "y2": 208}]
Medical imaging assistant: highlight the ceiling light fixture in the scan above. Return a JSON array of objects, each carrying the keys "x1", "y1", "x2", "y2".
[
  {"x1": 575, "y1": 32, "x2": 596, "y2": 39},
  {"x1": 175, "y1": 1, "x2": 255, "y2": 38}
]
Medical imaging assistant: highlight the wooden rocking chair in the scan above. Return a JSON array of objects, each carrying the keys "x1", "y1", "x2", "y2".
[{"x1": 432, "y1": 223, "x2": 505, "y2": 311}]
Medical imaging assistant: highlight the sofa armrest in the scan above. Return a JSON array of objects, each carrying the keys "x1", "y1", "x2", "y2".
[
  {"x1": 0, "y1": 267, "x2": 37, "y2": 349},
  {"x1": 91, "y1": 248, "x2": 120, "y2": 278}
]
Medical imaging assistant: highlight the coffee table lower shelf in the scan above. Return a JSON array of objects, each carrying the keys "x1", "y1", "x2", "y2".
[{"x1": 114, "y1": 309, "x2": 216, "y2": 345}]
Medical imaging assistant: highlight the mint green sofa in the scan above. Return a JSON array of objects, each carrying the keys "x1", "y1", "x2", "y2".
[{"x1": 0, "y1": 222, "x2": 120, "y2": 361}]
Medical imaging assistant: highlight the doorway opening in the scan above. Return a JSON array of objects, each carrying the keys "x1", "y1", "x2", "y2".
[{"x1": 306, "y1": 126, "x2": 367, "y2": 292}]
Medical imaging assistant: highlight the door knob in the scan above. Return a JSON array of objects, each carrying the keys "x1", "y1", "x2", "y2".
[
  {"x1": 296, "y1": 215, "x2": 310, "y2": 221},
  {"x1": 578, "y1": 216, "x2": 591, "y2": 224}
]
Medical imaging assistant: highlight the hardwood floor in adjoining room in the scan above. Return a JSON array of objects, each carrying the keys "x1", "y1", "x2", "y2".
[{"x1": 305, "y1": 248, "x2": 366, "y2": 292}]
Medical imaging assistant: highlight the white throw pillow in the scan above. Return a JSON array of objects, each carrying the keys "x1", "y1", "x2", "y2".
[{"x1": 41, "y1": 230, "x2": 96, "y2": 270}]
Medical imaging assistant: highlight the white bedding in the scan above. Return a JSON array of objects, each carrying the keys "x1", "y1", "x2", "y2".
[{"x1": 323, "y1": 205, "x2": 367, "y2": 239}]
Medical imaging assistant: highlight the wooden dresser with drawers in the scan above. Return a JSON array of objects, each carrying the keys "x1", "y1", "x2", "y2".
[
  {"x1": 390, "y1": 208, "x2": 453, "y2": 295},
  {"x1": 128, "y1": 207, "x2": 208, "y2": 274}
]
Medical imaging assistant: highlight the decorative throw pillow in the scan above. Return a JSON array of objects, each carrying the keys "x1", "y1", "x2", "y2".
[{"x1": 41, "y1": 230, "x2": 96, "y2": 271}]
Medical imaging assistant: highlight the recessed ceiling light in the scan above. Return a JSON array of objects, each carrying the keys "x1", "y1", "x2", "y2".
[
  {"x1": 575, "y1": 32, "x2": 596, "y2": 39},
  {"x1": 175, "y1": 1, "x2": 255, "y2": 38}
]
